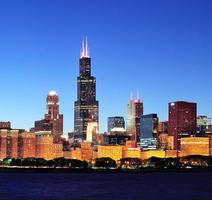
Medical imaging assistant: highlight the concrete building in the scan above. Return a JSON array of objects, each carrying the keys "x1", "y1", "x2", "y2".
[
  {"x1": 18, "y1": 132, "x2": 36, "y2": 158},
  {"x1": 97, "y1": 145, "x2": 123, "y2": 161},
  {"x1": 180, "y1": 137, "x2": 209, "y2": 156},
  {"x1": 33, "y1": 91, "x2": 63, "y2": 143},
  {"x1": 35, "y1": 131, "x2": 54, "y2": 160},
  {"x1": 0, "y1": 130, "x2": 36, "y2": 159}
]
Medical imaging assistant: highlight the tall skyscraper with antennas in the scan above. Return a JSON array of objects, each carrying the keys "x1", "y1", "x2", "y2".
[
  {"x1": 74, "y1": 37, "x2": 99, "y2": 142},
  {"x1": 126, "y1": 93, "x2": 143, "y2": 142}
]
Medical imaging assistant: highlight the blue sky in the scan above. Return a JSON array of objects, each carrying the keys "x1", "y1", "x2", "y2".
[{"x1": 0, "y1": 0, "x2": 212, "y2": 133}]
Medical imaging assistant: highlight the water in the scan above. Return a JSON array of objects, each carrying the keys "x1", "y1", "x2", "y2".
[{"x1": 0, "y1": 172, "x2": 212, "y2": 200}]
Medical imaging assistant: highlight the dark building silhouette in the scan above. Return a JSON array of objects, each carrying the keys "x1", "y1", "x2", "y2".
[
  {"x1": 0, "y1": 121, "x2": 11, "y2": 130},
  {"x1": 34, "y1": 91, "x2": 63, "y2": 142},
  {"x1": 168, "y1": 101, "x2": 197, "y2": 150},
  {"x1": 74, "y1": 37, "x2": 99, "y2": 141},
  {"x1": 107, "y1": 116, "x2": 125, "y2": 132}
]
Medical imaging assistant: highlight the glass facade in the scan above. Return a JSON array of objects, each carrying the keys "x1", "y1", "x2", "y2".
[
  {"x1": 140, "y1": 114, "x2": 158, "y2": 139},
  {"x1": 107, "y1": 116, "x2": 125, "y2": 132},
  {"x1": 139, "y1": 138, "x2": 157, "y2": 150},
  {"x1": 126, "y1": 99, "x2": 143, "y2": 142}
]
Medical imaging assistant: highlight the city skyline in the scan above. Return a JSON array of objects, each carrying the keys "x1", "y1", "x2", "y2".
[{"x1": 0, "y1": 1, "x2": 212, "y2": 134}]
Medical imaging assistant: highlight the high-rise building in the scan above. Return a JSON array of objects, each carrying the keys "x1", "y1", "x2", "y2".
[
  {"x1": 86, "y1": 122, "x2": 99, "y2": 143},
  {"x1": 34, "y1": 91, "x2": 63, "y2": 142},
  {"x1": 107, "y1": 116, "x2": 125, "y2": 132},
  {"x1": 168, "y1": 101, "x2": 197, "y2": 150},
  {"x1": 140, "y1": 114, "x2": 158, "y2": 139},
  {"x1": 139, "y1": 114, "x2": 158, "y2": 150},
  {"x1": 126, "y1": 97, "x2": 143, "y2": 142},
  {"x1": 74, "y1": 37, "x2": 99, "y2": 142},
  {"x1": 197, "y1": 115, "x2": 211, "y2": 135}
]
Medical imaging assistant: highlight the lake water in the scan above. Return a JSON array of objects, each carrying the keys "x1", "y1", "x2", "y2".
[{"x1": 0, "y1": 172, "x2": 212, "y2": 200}]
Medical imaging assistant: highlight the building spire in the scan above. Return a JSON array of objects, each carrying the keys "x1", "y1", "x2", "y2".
[
  {"x1": 85, "y1": 36, "x2": 90, "y2": 57},
  {"x1": 80, "y1": 36, "x2": 90, "y2": 58}
]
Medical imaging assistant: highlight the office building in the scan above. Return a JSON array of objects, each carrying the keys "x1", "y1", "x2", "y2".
[
  {"x1": 126, "y1": 97, "x2": 143, "y2": 142},
  {"x1": 107, "y1": 116, "x2": 125, "y2": 132},
  {"x1": 74, "y1": 37, "x2": 99, "y2": 142},
  {"x1": 168, "y1": 101, "x2": 197, "y2": 150},
  {"x1": 33, "y1": 91, "x2": 63, "y2": 142},
  {"x1": 197, "y1": 115, "x2": 211, "y2": 135}
]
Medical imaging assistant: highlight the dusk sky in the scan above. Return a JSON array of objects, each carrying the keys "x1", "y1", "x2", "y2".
[{"x1": 0, "y1": 0, "x2": 212, "y2": 134}]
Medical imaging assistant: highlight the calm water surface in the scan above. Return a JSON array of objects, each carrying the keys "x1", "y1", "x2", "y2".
[{"x1": 0, "y1": 172, "x2": 212, "y2": 200}]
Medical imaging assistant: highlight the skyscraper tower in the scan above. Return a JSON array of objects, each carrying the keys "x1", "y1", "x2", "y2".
[
  {"x1": 34, "y1": 91, "x2": 63, "y2": 143},
  {"x1": 45, "y1": 91, "x2": 60, "y2": 120},
  {"x1": 168, "y1": 101, "x2": 197, "y2": 150},
  {"x1": 74, "y1": 37, "x2": 99, "y2": 142},
  {"x1": 126, "y1": 93, "x2": 143, "y2": 142}
]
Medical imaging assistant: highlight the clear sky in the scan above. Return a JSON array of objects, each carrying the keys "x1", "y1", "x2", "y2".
[{"x1": 0, "y1": 0, "x2": 212, "y2": 134}]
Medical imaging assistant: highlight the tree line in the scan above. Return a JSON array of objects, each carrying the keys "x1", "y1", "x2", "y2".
[{"x1": 0, "y1": 155, "x2": 212, "y2": 169}]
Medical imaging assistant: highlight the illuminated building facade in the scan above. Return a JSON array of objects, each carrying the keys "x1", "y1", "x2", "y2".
[
  {"x1": 107, "y1": 116, "x2": 125, "y2": 132},
  {"x1": 168, "y1": 101, "x2": 197, "y2": 150},
  {"x1": 180, "y1": 137, "x2": 209, "y2": 156},
  {"x1": 35, "y1": 131, "x2": 63, "y2": 160},
  {"x1": 0, "y1": 130, "x2": 36, "y2": 159},
  {"x1": 140, "y1": 114, "x2": 158, "y2": 139},
  {"x1": 18, "y1": 132, "x2": 36, "y2": 158},
  {"x1": 97, "y1": 145, "x2": 123, "y2": 161},
  {"x1": 81, "y1": 142, "x2": 93, "y2": 161},
  {"x1": 126, "y1": 97, "x2": 143, "y2": 142},
  {"x1": 197, "y1": 115, "x2": 211, "y2": 135},
  {"x1": 107, "y1": 128, "x2": 131, "y2": 145},
  {"x1": 34, "y1": 91, "x2": 63, "y2": 142},
  {"x1": 86, "y1": 122, "x2": 99, "y2": 143},
  {"x1": 74, "y1": 37, "x2": 99, "y2": 142},
  {"x1": 139, "y1": 114, "x2": 158, "y2": 150},
  {"x1": 158, "y1": 121, "x2": 168, "y2": 134}
]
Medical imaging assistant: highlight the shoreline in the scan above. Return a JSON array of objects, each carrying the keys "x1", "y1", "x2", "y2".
[{"x1": 1, "y1": 167, "x2": 212, "y2": 173}]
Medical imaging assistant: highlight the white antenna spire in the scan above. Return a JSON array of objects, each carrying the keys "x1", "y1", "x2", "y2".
[
  {"x1": 80, "y1": 36, "x2": 90, "y2": 58},
  {"x1": 85, "y1": 36, "x2": 90, "y2": 57},
  {"x1": 80, "y1": 37, "x2": 85, "y2": 58}
]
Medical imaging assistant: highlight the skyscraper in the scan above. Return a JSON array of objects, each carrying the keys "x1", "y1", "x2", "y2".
[
  {"x1": 168, "y1": 101, "x2": 197, "y2": 150},
  {"x1": 139, "y1": 114, "x2": 158, "y2": 150},
  {"x1": 197, "y1": 115, "x2": 211, "y2": 135},
  {"x1": 74, "y1": 37, "x2": 99, "y2": 142},
  {"x1": 140, "y1": 114, "x2": 158, "y2": 139},
  {"x1": 126, "y1": 96, "x2": 143, "y2": 142},
  {"x1": 34, "y1": 91, "x2": 63, "y2": 143}
]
